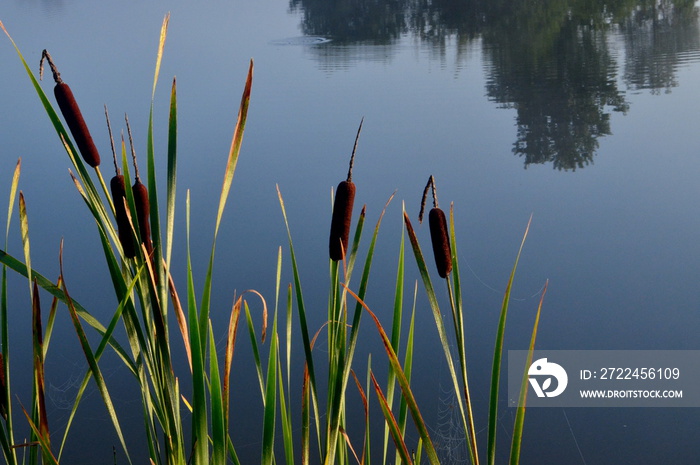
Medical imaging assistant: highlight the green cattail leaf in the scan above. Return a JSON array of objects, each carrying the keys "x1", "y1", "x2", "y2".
[
  {"x1": 301, "y1": 364, "x2": 311, "y2": 465},
  {"x1": 199, "y1": 59, "x2": 254, "y2": 360},
  {"x1": 0, "y1": 158, "x2": 21, "y2": 465},
  {"x1": 510, "y1": 280, "x2": 548, "y2": 465},
  {"x1": 487, "y1": 214, "x2": 532, "y2": 465},
  {"x1": 275, "y1": 246, "x2": 294, "y2": 465},
  {"x1": 57, "y1": 258, "x2": 146, "y2": 461},
  {"x1": 397, "y1": 282, "x2": 418, "y2": 439},
  {"x1": 215, "y1": 59, "x2": 253, "y2": 235},
  {"x1": 18, "y1": 192, "x2": 31, "y2": 298},
  {"x1": 68, "y1": 169, "x2": 143, "y2": 374},
  {"x1": 1, "y1": 169, "x2": 23, "y2": 465},
  {"x1": 5, "y1": 159, "x2": 20, "y2": 243},
  {"x1": 403, "y1": 208, "x2": 470, "y2": 450},
  {"x1": 278, "y1": 355, "x2": 295, "y2": 465},
  {"x1": 165, "y1": 77, "x2": 177, "y2": 269},
  {"x1": 59, "y1": 251, "x2": 132, "y2": 465},
  {"x1": 209, "y1": 321, "x2": 226, "y2": 465},
  {"x1": 185, "y1": 190, "x2": 209, "y2": 465},
  {"x1": 383, "y1": 218, "x2": 405, "y2": 465},
  {"x1": 145, "y1": 25, "x2": 167, "y2": 298},
  {"x1": 370, "y1": 371, "x2": 413, "y2": 465},
  {"x1": 18, "y1": 402, "x2": 59, "y2": 465},
  {"x1": 42, "y1": 275, "x2": 60, "y2": 355},
  {"x1": 261, "y1": 329, "x2": 279, "y2": 465},
  {"x1": 151, "y1": 13, "x2": 169, "y2": 100},
  {"x1": 146, "y1": 80, "x2": 164, "y2": 302},
  {"x1": 344, "y1": 286, "x2": 440, "y2": 465},
  {"x1": 328, "y1": 193, "x2": 393, "y2": 463},
  {"x1": 32, "y1": 279, "x2": 51, "y2": 464},
  {"x1": 364, "y1": 359, "x2": 372, "y2": 464},
  {"x1": 277, "y1": 185, "x2": 322, "y2": 452},
  {"x1": 449, "y1": 203, "x2": 464, "y2": 332},
  {"x1": 284, "y1": 262, "x2": 292, "y2": 390},
  {"x1": 0, "y1": 249, "x2": 133, "y2": 372},
  {"x1": 350, "y1": 368, "x2": 369, "y2": 465},
  {"x1": 446, "y1": 205, "x2": 479, "y2": 465},
  {"x1": 244, "y1": 301, "x2": 265, "y2": 398},
  {"x1": 223, "y1": 295, "x2": 242, "y2": 436}
]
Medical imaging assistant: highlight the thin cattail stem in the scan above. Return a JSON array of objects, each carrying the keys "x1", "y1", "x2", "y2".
[
  {"x1": 431, "y1": 175, "x2": 439, "y2": 208},
  {"x1": 346, "y1": 117, "x2": 364, "y2": 182},
  {"x1": 104, "y1": 105, "x2": 120, "y2": 176},
  {"x1": 39, "y1": 49, "x2": 62, "y2": 84},
  {"x1": 125, "y1": 114, "x2": 141, "y2": 181}
]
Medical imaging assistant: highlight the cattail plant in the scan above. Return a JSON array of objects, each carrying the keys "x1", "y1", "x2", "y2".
[
  {"x1": 329, "y1": 118, "x2": 363, "y2": 261},
  {"x1": 419, "y1": 175, "x2": 452, "y2": 278},
  {"x1": 125, "y1": 115, "x2": 153, "y2": 260},
  {"x1": 105, "y1": 106, "x2": 136, "y2": 258},
  {"x1": 39, "y1": 50, "x2": 101, "y2": 168}
]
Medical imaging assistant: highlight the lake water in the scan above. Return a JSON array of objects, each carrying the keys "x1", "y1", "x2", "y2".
[{"x1": 2, "y1": 0, "x2": 700, "y2": 463}]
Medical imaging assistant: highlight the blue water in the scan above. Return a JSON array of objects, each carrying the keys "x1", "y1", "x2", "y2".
[{"x1": 2, "y1": 0, "x2": 700, "y2": 463}]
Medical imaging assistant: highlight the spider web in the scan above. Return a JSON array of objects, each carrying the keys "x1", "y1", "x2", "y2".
[{"x1": 433, "y1": 382, "x2": 471, "y2": 465}]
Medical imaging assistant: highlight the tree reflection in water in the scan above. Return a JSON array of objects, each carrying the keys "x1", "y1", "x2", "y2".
[{"x1": 289, "y1": 0, "x2": 699, "y2": 170}]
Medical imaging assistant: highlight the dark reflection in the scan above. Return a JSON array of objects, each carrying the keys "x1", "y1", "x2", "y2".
[
  {"x1": 290, "y1": 0, "x2": 409, "y2": 44},
  {"x1": 16, "y1": 0, "x2": 65, "y2": 16},
  {"x1": 290, "y1": 0, "x2": 699, "y2": 170},
  {"x1": 620, "y1": 0, "x2": 700, "y2": 93},
  {"x1": 483, "y1": 5, "x2": 631, "y2": 170}
]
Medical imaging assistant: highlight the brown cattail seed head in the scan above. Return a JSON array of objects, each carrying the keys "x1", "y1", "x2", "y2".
[
  {"x1": 41, "y1": 50, "x2": 100, "y2": 167},
  {"x1": 110, "y1": 175, "x2": 135, "y2": 258},
  {"x1": 133, "y1": 179, "x2": 153, "y2": 258},
  {"x1": 54, "y1": 83, "x2": 101, "y2": 167},
  {"x1": 429, "y1": 207, "x2": 452, "y2": 278},
  {"x1": 329, "y1": 180, "x2": 356, "y2": 261}
]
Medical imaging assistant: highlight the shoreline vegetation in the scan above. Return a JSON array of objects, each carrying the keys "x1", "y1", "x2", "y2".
[{"x1": 0, "y1": 14, "x2": 547, "y2": 465}]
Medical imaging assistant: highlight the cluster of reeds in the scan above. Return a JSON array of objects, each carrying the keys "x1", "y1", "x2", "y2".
[
  {"x1": 0, "y1": 14, "x2": 548, "y2": 465},
  {"x1": 1, "y1": 15, "x2": 258, "y2": 465}
]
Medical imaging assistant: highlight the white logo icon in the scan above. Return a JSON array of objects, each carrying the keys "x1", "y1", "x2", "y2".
[{"x1": 528, "y1": 358, "x2": 568, "y2": 398}]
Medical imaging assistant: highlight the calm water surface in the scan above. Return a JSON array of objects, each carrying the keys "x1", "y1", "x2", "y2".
[{"x1": 2, "y1": 0, "x2": 700, "y2": 463}]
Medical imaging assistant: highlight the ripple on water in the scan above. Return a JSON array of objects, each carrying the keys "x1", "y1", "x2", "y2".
[{"x1": 270, "y1": 36, "x2": 332, "y2": 46}]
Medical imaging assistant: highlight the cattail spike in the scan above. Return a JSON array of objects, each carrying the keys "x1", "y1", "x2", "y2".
[
  {"x1": 39, "y1": 49, "x2": 62, "y2": 84},
  {"x1": 418, "y1": 176, "x2": 432, "y2": 223},
  {"x1": 347, "y1": 117, "x2": 364, "y2": 182},
  {"x1": 104, "y1": 105, "x2": 120, "y2": 176},
  {"x1": 125, "y1": 114, "x2": 141, "y2": 181}
]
